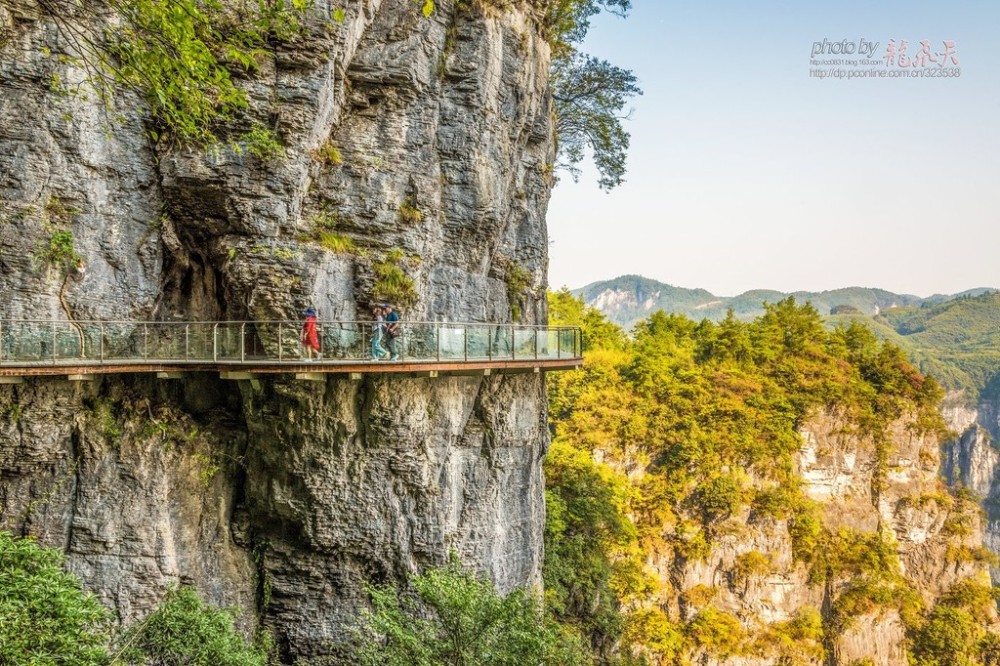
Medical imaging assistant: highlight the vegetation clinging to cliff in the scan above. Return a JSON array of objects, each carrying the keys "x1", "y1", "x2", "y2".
[
  {"x1": 0, "y1": 531, "x2": 271, "y2": 664},
  {"x1": 0, "y1": 531, "x2": 110, "y2": 665},
  {"x1": 343, "y1": 556, "x2": 589, "y2": 666},
  {"x1": 544, "y1": 289, "x2": 967, "y2": 664},
  {"x1": 37, "y1": 0, "x2": 312, "y2": 146}
]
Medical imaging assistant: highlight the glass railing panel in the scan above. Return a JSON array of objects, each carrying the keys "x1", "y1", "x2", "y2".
[
  {"x1": 99, "y1": 324, "x2": 140, "y2": 361},
  {"x1": 52, "y1": 323, "x2": 81, "y2": 361},
  {"x1": 184, "y1": 324, "x2": 214, "y2": 361},
  {"x1": 465, "y1": 326, "x2": 491, "y2": 360},
  {"x1": 213, "y1": 323, "x2": 242, "y2": 361},
  {"x1": 557, "y1": 328, "x2": 575, "y2": 359},
  {"x1": 490, "y1": 326, "x2": 512, "y2": 359},
  {"x1": 276, "y1": 321, "x2": 303, "y2": 362},
  {"x1": 79, "y1": 324, "x2": 103, "y2": 360},
  {"x1": 437, "y1": 326, "x2": 467, "y2": 360},
  {"x1": 513, "y1": 329, "x2": 536, "y2": 360},
  {"x1": 536, "y1": 330, "x2": 558, "y2": 360},
  {"x1": 241, "y1": 322, "x2": 273, "y2": 362},
  {"x1": 319, "y1": 322, "x2": 362, "y2": 360},
  {"x1": 3, "y1": 322, "x2": 48, "y2": 362},
  {"x1": 142, "y1": 323, "x2": 184, "y2": 361}
]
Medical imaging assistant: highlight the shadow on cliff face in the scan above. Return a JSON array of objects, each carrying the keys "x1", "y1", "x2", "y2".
[
  {"x1": 0, "y1": 373, "x2": 258, "y2": 627},
  {"x1": 228, "y1": 370, "x2": 547, "y2": 660}
]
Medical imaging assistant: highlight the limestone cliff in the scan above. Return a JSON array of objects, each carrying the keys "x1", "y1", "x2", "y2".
[
  {"x1": 942, "y1": 392, "x2": 1000, "y2": 582},
  {"x1": 0, "y1": 0, "x2": 555, "y2": 659},
  {"x1": 625, "y1": 409, "x2": 995, "y2": 666}
]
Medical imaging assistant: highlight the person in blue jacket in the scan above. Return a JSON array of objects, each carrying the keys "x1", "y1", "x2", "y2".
[{"x1": 384, "y1": 304, "x2": 400, "y2": 360}]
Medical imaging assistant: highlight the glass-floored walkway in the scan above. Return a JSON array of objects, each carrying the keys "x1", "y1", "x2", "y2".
[{"x1": 0, "y1": 320, "x2": 583, "y2": 380}]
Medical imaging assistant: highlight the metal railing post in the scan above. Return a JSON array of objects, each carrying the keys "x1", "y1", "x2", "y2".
[
  {"x1": 487, "y1": 326, "x2": 493, "y2": 361},
  {"x1": 464, "y1": 325, "x2": 468, "y2": 362},
  {"x1": 213, "y1": 324, "x2": 218, "y2": 361},
  {"x1": 0, "y1": 321, "x2": 4, "y2": 363},
  {"x1": 143, "y1": 323, "x2": 149, "y2": 359},
  {"x1": 185, "y1": 324, "x2": 190, "y2": 361},
  {"x1": 278, "y1": 322, "x2": 283, "y2": 362},
  {"x1": 510, "y1": 325, "x2": 514, "y2": 360},
  {"x1": 436, "y1": 322, "x2": 441, "y2": 362},
  {"x1": 557, "y1": 329, "x2": 562, "y2": 359},
  {"x1": 99, "y1": 324, "x2": 105, "y2": 362},
  {"x1": 51, "y1": 321, "x2": 56, "y2": 363},
  {"x1": 534, "y1": 328, "x2": 539, "y2": 360},
  {"x1": 240, "y1": 323, "x2": 246, "y2": 362}
]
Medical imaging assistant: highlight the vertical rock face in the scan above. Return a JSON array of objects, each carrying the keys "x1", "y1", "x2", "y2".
[
  {"x1": 656, "y1": 409, "x2": 993, "y2": 666},
  {"x1": 942, "y1": 392, "x2": 1000, "y2": 581},
  {"x1": 0, "y1": 0, "x2": 556, "y2": 658},
  {"x1": 237, "y1": 373, "x2": 548, "y2": 656}
]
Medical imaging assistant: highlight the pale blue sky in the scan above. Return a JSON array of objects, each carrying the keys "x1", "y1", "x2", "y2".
[{"x1": 546, "y1": 1, "x2": 1000, "y2": 296}]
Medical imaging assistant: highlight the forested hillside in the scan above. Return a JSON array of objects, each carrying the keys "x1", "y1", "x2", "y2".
[
  {"x1": 578, "y1": 277, "x2": 1000, "y2": 397},
  {"x1": 544, "y1": 289, "x2": 999, "y2": 665},
  {"x1": 575, "y1": 275, "x2": 994, "y2": 334},
  {"x1": 876, "y1": 292, "x2": 1000, "y2": 397}
]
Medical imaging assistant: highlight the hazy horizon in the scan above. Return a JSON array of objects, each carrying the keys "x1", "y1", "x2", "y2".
[
  {"x1": 565, "y1": 273, "x2": 998, "y2": 301},
  {"x1": 546, "y1": 1, "x2": 1000, "y2": 297}
]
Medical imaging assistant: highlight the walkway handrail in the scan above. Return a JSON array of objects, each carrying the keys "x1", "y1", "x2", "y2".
[{"x1": 0, "y1": 320, "x2": 583, "y2": 367}]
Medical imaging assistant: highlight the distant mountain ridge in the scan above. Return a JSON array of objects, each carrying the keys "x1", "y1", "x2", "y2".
[{"x1": 575, "y1": 274, "x2": 995, "y2": 329}]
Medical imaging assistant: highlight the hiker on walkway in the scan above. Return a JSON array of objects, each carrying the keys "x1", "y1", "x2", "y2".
[
  {"x1": 301, "y1": 307, "x2": 322, "y2": 361},
  {"x1": 371, "y1": 305, "x2": 389, "y2": 360},
  {"x1": 384, "y1": 304, "x2": 400, "y2": 360}
]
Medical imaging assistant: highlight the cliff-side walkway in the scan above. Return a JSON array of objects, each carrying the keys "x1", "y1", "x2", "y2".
[{"x1": 0, "y1": 320, "x2": 582, "y2": 381}]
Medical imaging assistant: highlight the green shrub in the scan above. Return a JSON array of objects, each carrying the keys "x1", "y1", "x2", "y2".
[
  {"x1": 241, "y1": 123, "x2": 285, "y2": 161},
  {"x1": 942, "y1": 513, "x2": 974, "y2": 537},
  {"x1": 0, "y1": 531, "x2": 110, "y2": 665},
  {"x1": 778, "y1": 608, "x2": 824, "y2": 642},
  {"x1": 830, "y1": 578, "x2": 921, "y2": 633},
  {"x1": 939, "y1": 579, "x2": 999, "y2": 614},
  {"x1": 945, "y1": 545, "x2": 998, "y2": 566},
  {"x1": 347, "y1": 557, "x2": 590, "y2": 666},
  {"x1": 303, "y1": 210, "x2": 357, "y2": 255},
  {"x1": 397, "y1": 199, "x2": 423, "y2": 224},
  {"x1": 672, "y1": 520, "x2": 711, "y2": 562},
  {"x1": 312, "y1": 209, "x2": 339, "y2": 229},
  {"x1": 373, "y1": 250, "x2": 418, "y2": 308},
  {"x1": 505, "y1": 261, "x2": 533, "y2": 321},
  {"x1": 757, "y1": 609, "x2": 825, "y2": 663},
  {"x1": 911, "y1": 606, "x2": 981, "y2": 666},
  {"x1": 38, "y1": 229, "x2": 81, "y2": 268},
  {"x1": 315, "y1": 140, "x2": 343, "y2": 165},
  {"x1": 623, "y1": 608, "x2": 684, "y2": 663},
  {"x1": 116, "y1": 586, "x2": 270, "y2": 665},
  {"x1": 695, "y1": 474, "x2": 744, "y2": 522},
  {"x1": 685, "y1": 607, "x2": 744, "y2": 658},
  {"x1": 681, "y1": 585, "x2": 715, "y2": 609},
  {"x1": 730, "y1": 551, "x2": 771, "y2": 587},
  {"x1": 317, "y1": 232, "x2": 357, "y2": 254}
]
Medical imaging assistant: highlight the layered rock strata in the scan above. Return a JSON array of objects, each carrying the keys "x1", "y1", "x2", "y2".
[{"x1": 0, "y1": 0, "x2": 555, "y2": 658}]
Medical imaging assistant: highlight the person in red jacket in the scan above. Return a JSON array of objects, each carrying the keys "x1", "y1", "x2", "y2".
[{"x1": 301, "y1": 307, "x2": 322, "y2": 361}]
